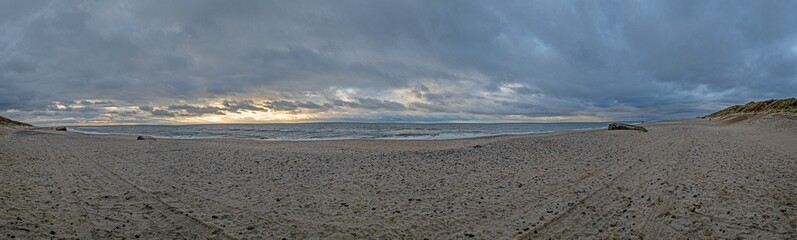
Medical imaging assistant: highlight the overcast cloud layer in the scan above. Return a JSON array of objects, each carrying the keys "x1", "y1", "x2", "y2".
[{"x1": 1, "y1": 0, "x2": 797, "y2": 125}]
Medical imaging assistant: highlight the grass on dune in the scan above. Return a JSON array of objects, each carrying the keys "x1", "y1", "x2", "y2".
[
  {"x1": 0, "y1": 115, "x2": 33, "y2": 127},
  {"x1": 707, "y1": 98, "x2": 797, "y2": 117}
]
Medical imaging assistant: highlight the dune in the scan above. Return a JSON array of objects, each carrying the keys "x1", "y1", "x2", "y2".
[
  {"x1": 0, "y1": 115, "x2": 33, "y2": 128},
  {"x1": 0, "y1": 115, "x2": 795, "y2": 239},
  {"x1": 707, "y1": 98, "x2": 797, "y2": 118}
]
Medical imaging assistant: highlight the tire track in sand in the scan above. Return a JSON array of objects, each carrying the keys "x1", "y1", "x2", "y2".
[
  {"x1": 638, "y1": 126, "x2": 690, "y2": 238},
  {"x1": 44, "y1": 132, "x2": 235, "y2": 239},
  {"x1": 40, "y1": 135, "x2": 97, "y2": 238},
  {"x1": 525, "y1": 125, "x2": 689, "y2": 238}
]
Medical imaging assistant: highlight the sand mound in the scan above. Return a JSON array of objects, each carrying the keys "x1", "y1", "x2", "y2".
[
  {"x1": 744, "y1": 112, "x2": 797, "y2": 128},
  {"x1": 716, "y1": 114, "x2": 753, "y2": 125},
  {"x1": 714, "y1": 112, "x2": 797, "y2": 131}
]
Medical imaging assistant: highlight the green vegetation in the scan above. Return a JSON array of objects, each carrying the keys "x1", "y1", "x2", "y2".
[
  {"x1": 0, "y1": 115, "x2": 33, "y2": 127},
  {"x1": 707, "y1": 98, "x2": 797, "y2": 117}
]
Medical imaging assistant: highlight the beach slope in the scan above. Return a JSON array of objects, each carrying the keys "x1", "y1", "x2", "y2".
[{"x1": 1, "y1": 116, "x2": 796, "y2": 239}]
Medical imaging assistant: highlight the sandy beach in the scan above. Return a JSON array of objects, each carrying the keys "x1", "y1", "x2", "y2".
[{"x1": 1, "y1": 115, "x2": 796, "y2": 239}]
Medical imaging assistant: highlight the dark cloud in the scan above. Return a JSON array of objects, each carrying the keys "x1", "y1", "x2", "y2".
[
  {"x1": 333, "y1": 98, "x2": 406, "y2": 111},
  {"x1": 2, "y1": 1, "x2": 797, "y2": 124},
  {"x1": 45, "y1": 104, "x2": 98, "y2": 113},
  {"x1": 150, "y1": 109, "x2": 175, "y2": 117},
  {"x1": 265, "y1": 98, "x2": 405, "y2": 113},
  {"x1": 106, "y1": 111, "x2": 139, "y2": 117},
  {"x1": 2, "y1": 57, "x2": 37, "y2": 74},
  {"x1": 166, "y1": 104, "x2": 225, "y2": 116},
  {"x1": 76, "y1": 100, "x2": 114, "y2": 105},
  {"x1": 138, "y1": 106, "x2": 154, "y2": 112},
  {"x1": 32, "y1": 111, "x2": 60, "y2": 117},
  {"x1": 265, "y1": 101, "x2": 299, "y2": 112},
  {"x1": 221, "y1": 100, "x2": 266, "y2": 112},
  {"x1": 135, "y1": 104, "x2": 228, "y2": 118},
  {"x1": 295, "y1": 101, "x2": 331, "y2": 110}
]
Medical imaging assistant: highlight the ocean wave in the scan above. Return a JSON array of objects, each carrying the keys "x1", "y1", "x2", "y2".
[{"x1": 68, "y1": 122, "x2": 612, "y2": 141}]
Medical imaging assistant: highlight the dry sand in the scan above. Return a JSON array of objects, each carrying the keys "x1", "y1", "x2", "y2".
[{"x1": 1, "y1": 115, "x2": 796, "y2": 239}]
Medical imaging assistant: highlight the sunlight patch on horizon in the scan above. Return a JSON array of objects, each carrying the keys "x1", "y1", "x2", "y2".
[{"x1": 173, "y1": 111, "x2": 321, "y2": 124}]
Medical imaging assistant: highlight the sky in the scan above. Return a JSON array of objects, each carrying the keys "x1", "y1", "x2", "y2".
[{"x1": 1, "y1": 1, "x2": 796, "y2": 125}]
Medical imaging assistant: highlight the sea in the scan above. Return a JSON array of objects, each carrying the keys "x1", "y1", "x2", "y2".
[{"x1": 68, "y1": 122, "x2": 617, "y2": 141}]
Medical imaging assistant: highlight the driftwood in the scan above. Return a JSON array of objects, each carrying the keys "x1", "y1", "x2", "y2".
[
  {"x1": 136, "y1": 136, "x2": 156, "y2": 141},
  {"x1": 608, "y1": 123, "x2": 648, "y2": 132},
  {"x1": 55, "y1": 127, "x2": 67, "y2": 131}
]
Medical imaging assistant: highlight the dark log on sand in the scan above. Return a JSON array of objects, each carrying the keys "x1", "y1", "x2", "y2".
[{"x1": 608, "y1": 123, "x2": 648, "y2": 132}]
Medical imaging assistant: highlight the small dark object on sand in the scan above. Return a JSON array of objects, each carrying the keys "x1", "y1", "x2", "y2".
[
  {"x1": 608, "y1": 123, "x2": 648, "y2": 132},
  {"x1": 137, "y1": 136, "x2": 156, "y2": 141},
  {"x1": 55, "y1": 127, "x2": 67, "y2": 131}
]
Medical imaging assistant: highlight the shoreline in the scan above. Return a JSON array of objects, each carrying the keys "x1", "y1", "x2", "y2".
[
  {"x1": 62, "y1": 123, "x2": 615, "y2": 142},
  {"x1": 64, "y1": 127, "x2": 607, "y2": 142}
]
